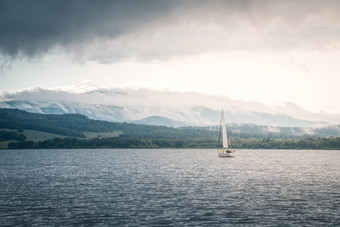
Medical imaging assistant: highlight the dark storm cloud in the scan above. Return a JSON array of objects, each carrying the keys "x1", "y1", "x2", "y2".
[
  {"x1": 1, "y1": 0, "x2": 340, "y2": 60},
  {"x1": 0, "y1": 0, "x2": 185, "y2": 57}
]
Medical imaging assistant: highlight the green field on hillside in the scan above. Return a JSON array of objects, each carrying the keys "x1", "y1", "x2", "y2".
[
  {"x1": 0, "y1": 128, "x2": 124, "y2": 148},
  {"x1": 1, "y1": 127, "x2": 122, "y2": 143},
  {"x1": 24, "y1": 130, "x2": 123, "y2": 142},
  {"x1": 24, "y1": 130, "x2": 69, "y2": 142},
  {"x1": 0, "y1": 141, "x2": 9, "y2": 149}
]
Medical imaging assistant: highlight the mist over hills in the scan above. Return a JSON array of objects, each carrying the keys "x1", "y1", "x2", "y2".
[
  {"x1": 1, "y1": 108, "x2": 340, "y2": 139},
  {"x1": 0, "y1": 87, "x2": 338, "y2": 128}
]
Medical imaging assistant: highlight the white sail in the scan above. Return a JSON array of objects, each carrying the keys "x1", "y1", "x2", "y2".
[{"x1": 221, "y1": 109, "x2": 228, "y2": 149}]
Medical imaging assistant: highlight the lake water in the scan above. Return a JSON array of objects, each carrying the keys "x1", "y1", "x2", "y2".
[{"x1": 0, "y1": 149, "x2": 339, "y2": 226}]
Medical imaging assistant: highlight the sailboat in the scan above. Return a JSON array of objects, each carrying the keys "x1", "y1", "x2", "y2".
[{"x1": 218, "y1": 109, "x2": 235, "y2": 157}]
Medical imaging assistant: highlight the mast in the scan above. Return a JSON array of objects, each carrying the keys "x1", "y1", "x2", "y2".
[{"x1": 221, "y1": 109, "x2": 228, "y2": 149}]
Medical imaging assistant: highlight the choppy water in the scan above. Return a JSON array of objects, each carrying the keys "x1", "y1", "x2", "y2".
[{"x1": 0, "y1": 149, "x2": 339, "y2": 226}]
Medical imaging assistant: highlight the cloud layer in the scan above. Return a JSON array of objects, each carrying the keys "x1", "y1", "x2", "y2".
[
  {"x1": 1, "y1": 0, "x2": 340, "y2": 62},
  {"x1": 2, "y1": 86, "x2": 340, "y2": 125},
  {"x1": 0, "y1": 0, "x2": 180, "y2": 57}
]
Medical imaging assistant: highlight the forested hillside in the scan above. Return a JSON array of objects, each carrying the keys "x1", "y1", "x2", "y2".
[
  {"x1": 0, "y1": 108, "x2": 217, "y2": 139},
  {"x1": 2, "y1": 108, "x2": 340, "y2": 149}
]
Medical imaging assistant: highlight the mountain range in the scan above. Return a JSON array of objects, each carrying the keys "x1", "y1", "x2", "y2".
[{"x1": 1, "y1": 87, "x2": 339, "y2": 128}]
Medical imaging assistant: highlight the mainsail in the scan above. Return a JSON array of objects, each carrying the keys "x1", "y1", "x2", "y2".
[{"x1": 221, "y1": 109, "x2": 228, "y2": 149}]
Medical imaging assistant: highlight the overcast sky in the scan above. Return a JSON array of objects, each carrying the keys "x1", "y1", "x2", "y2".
[{"x1": 1, "y1": 0, "x2": 340, "y2": 113}]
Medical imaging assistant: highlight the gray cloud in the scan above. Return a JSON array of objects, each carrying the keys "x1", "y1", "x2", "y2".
[
  {"x1": 1, "y1": 0, "x2": 340, "y2": 61},
  {"x1": 0, "y1": 0, "x2": 182, "y2": 57}
]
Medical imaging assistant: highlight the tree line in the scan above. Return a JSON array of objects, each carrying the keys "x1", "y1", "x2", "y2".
[
  {"x1": 0, "y1": 130, "x2": 26, "y2": 142},
  {"x1": 7, "y1": 136, "x2": 340, "y2": 149}
]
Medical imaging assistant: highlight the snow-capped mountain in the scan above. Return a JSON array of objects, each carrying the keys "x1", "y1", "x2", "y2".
[{"x1": 1, "y1": 87, "x2": 339, "y2": 127}]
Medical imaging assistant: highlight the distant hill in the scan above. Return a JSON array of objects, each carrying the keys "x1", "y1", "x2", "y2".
[
  {"x1": 1, "y1": 87, "x2": 337, "y2": 127},
  {"x1": 0, "y1": 108, "x2": 217, "y2": 140},
  {"x1": 183, "y1": 124, "x2": 340, "y2": 139},
  {"x1": 0, "y1": 100, "x2": 327, "y2": 128},
  {"x1": 1, "y1": 108, "x2": 340, "y2": 141},
  {"x1": 133, "y1": 116, "x2": 187, "y2": 127}
]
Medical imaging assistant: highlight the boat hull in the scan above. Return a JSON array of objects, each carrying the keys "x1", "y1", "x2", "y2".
[
  {"x1": 218, "y1": 152, "x2": 234, "y2": 157},
  {"x1": 218, "y1": 149, "x2": 235, "y2": 157}
]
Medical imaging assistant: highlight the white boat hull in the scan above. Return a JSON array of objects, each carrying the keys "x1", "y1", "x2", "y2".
[{"x1": 218, "y1": 150, "x2": 235, "y2": 157}]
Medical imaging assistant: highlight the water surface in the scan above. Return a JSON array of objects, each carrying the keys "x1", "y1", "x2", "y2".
[{"x1": 0, "y1": 149, "x2": 339, "y2": 226}]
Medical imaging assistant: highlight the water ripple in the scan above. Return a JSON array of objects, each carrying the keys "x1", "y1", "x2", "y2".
[{"x1": 0, "y1": 149, "x2": 339, "y2": 226}]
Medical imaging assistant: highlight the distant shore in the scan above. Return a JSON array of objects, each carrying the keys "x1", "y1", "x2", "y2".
[{"x1": 4, "y1": 136, "x2": 340, "y2": 150}]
